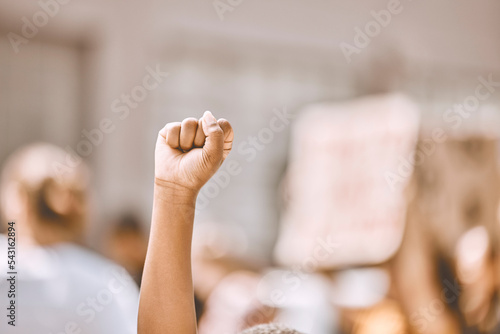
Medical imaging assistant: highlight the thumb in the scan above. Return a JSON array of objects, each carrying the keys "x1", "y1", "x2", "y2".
[{"x1": 201, "y1": 111, "x2": 224, "y2": 165}]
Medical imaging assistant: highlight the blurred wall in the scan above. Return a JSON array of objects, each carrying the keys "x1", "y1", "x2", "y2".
[{"x1": 1, "y1": 0, "x2": 500, "y2": 259}]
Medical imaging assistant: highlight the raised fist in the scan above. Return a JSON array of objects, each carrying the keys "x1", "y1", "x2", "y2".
[{"x1": 155, "y1": 111, "x2": 233, "y2": 194}]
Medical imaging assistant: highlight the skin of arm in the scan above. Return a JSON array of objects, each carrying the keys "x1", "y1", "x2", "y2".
[{"x1": 138, "y1": 111, "x2": 234, "y2": 334}]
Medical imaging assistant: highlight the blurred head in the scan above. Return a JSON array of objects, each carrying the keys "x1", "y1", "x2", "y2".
[
  {"x1": 239, "y1": 324, "x2": 303, "y2": 334},
  {"x1": 106, "y1": 213, "x2": 147, "y2": 284},
  {"x1": 0, "y1": 143, "x2": 88, "y2": 245}
]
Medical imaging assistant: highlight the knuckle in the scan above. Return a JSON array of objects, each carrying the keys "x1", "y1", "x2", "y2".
[
  {"x1": 182, "y1": 117, "x2": 198, "y2": 127},
  {"x1": 210, "y1": 126, "x2": 224, "y2": 136},
  {"x1": 219, "y1": 119, "x2": 230, "y2": 128},
  {"x1": 166, "y1": 122, "x2": 180, "y2": 131}
]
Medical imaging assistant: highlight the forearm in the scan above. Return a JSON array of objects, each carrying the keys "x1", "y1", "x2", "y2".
[
  {"x1": 139, "y1": 112, "x2": 232, "y2": 333},
  {"x1": 138, "y1": 181, "x2": 198, "y2": 334}
]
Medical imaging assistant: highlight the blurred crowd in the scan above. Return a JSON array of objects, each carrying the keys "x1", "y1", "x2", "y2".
[{"x1": 2, "y1": 93, "x2": 500, "y2": 334}]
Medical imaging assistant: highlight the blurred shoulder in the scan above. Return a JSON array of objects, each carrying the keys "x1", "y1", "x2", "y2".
[{"x1": 53, "y1": 242, "x2": 138, "y2": 289}]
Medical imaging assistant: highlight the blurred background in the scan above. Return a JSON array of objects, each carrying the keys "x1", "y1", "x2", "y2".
[{"x1": 1, "y1": 0, "x2": 500, "y2": 333}]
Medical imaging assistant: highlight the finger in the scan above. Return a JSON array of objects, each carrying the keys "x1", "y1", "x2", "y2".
[
  {"x1": 166, "y1": 122, "x2": 181, "y2": 149},
  {"x1": 179, "y1": 118, "x2": 198, "y2": 151},
  {"x1": 201, "y1": 111, "x2": 224, "y2": 165},
  {"x1": 217, "y1": 118, "x2": 234, "y2": 161},
  {"x1": 157, "y1": 123, "x2": 168, "y2": 148},
  {"x1": 193, "y1": 118, "x2": 206, "y2": 148},
  {"x1": 159, "y1": 123, "x2": 168, "y2": 139}
]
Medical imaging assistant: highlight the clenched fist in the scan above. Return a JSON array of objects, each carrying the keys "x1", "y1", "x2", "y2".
[{"x1": 155, "y1": 111, "x2": 233, "y2": 194}]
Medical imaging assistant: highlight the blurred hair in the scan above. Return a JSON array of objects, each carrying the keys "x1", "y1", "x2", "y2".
[
  {"x1": 114, "y1": 212, "x2": 143, "y2": 234},
  {"x1": 239, "y1": 324, "x2": 303, "y2": 334},
  {"x1": 0, "y1": 143, "x2": 89, "y2": 245}
]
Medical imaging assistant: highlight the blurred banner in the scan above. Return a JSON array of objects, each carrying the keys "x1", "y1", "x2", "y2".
[{"x1": 274, "y1": 94, "x2": 420, "y2": 268}]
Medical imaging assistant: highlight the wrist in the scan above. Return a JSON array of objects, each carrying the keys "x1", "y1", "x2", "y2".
[{"x1": 154, "y1": 178, "x2": 198, "y2": 206}]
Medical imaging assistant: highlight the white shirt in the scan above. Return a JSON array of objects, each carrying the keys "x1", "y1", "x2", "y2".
[{"x1": 0, "y1": 235, "x2": 139, "y2": 334}]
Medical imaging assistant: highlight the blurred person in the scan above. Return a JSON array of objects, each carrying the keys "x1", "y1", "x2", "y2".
[
  {"x1": 0, "y1": 143, "x2": 139, "y2": 333},
  {"x1": 138, "y1": 112, "x2": 302, "y2": 334},
  {"x1": 393, "y1": 137, "x2": 500, "y2": 334},
  {"x1": 105, "y1": 212, "x2": 148, "y2": 286},
  {"x1": 455, "y1": 226, "x2": 497, "y2": 331}
]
